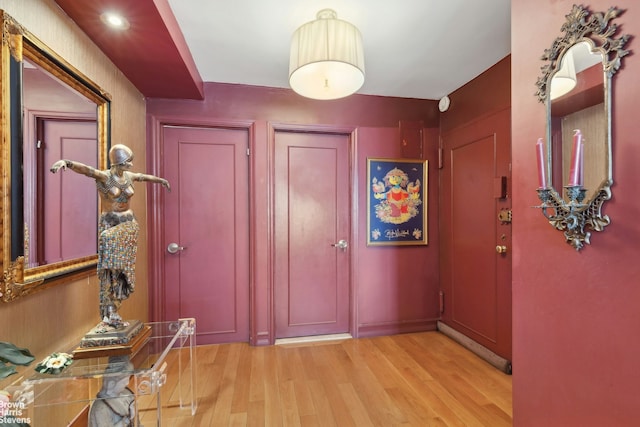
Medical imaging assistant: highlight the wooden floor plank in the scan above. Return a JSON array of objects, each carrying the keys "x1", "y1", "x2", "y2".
[
  {"x1": 341, "y1": 342, "x2": 411, "y2": 426},
  {"x1": 305, "y1": 379, "x2": 339, "y2": 427},
  {"x1": 263, "y1": 346, "x2": 285, "y2": 426},
  {"x1": 231, "y1": 343, "x2": 252, "y2": 415},
  {"x1": 246, "y1": 399, "x2": 266, "y2": 427},
  {"x1": 151, "y1": 331, "x2": 512, "y2": 426}
]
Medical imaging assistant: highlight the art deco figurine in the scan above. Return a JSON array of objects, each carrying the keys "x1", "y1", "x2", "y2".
[
  {"x1": 88, "y1": 356, "x2": 138, "y2": 426},
  {"x1": 51, "y1": 144, "x2": 170, "y2": 327}
]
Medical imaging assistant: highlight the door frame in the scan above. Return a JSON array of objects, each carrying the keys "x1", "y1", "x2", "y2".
[
  {"x1": 148, "y1": 116, "x2": 358, "y2": 345},
  {"x1": 146, "y1": 116, "x2": 255, "y2": 330},
  {"x1": 269, "y1": 123, "x2": 357, "y2": 341}
]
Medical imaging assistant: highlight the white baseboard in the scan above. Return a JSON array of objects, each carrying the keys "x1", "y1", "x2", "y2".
[{"x1": 275, "y1": 333, "x2": 352, "y2": 345}]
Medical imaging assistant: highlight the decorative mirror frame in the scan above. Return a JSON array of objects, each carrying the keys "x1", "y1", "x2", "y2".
[
  {"x1": 1, "y1": 11, "x2": 111, "y2": 302},
  {"x1": 534, "y1": 5, "x2": 630, "y2": 250}
]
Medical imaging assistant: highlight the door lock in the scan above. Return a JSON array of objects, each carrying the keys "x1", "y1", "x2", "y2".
[
  {"x1": 498, "y1": 209, "x2": 512, "y2": 224},
  {"x1": 496, "y1": 245, "x2": 508, "y2": 254}
]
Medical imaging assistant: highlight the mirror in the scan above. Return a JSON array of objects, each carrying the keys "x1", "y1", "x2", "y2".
[
  {"x1": 1, "y1": 11, "x2": 111, "y2": 301},
  {"x1": 550, "y1": 41, "x2": 605, "y2": 202},
  {"x1": 23, "y1": 58, "x2": 99, "y2": 269},
  {"x1": 534, "y1": 5, "x2": 630, "y2": 251}
]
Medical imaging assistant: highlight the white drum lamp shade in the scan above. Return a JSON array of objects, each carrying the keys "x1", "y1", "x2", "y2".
[
  {"x1": 550, "y1": 48, "x2": 577, "y2": 100},
  {"x1": 289, "y1": 9, "x2": 365, "y2": 100}
]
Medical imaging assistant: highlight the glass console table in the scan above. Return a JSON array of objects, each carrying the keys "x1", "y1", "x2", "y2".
[{"x1": 4, "y1": 318, "x2": 197, "y2": 426}]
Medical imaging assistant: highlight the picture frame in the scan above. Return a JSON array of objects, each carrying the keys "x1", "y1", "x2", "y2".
[{"x1": 367, "y1": 158, "x2": 428, "y2": 246}]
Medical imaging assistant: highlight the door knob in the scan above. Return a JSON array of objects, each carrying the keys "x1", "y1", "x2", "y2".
[
  {"x1": 167, "y1": 242, "x2": 185, "y2": 254},
  {"x1": 331, "y1": 239, "x2": 348, "y2": 250},
  {"x1": 496, "y1": 245, "x2": 508, "y2": 254}
]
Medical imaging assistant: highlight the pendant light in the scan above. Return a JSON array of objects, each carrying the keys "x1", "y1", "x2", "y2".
[
  {"x1": 550, "y1": 48, "x2": 577, "y2": 100},
  {"x1": 289, "y1": 9, "x2": 365, "y2": 100}
]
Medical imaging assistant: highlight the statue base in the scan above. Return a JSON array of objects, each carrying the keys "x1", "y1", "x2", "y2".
[
  {"x1": 80, "y1": 319, "x2": 144, "y2": 348},
  {"x1": 73, "y1": 320, "x2": 150, "y2": 360}
]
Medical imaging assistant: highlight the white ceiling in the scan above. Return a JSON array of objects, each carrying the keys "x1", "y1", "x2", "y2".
[{"x1": 166, "y1": 0, "x2": 512, "y2": 100}]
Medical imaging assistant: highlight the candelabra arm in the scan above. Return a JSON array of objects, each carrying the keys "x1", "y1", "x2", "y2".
[{"x1": 534, "y1": 182, "x2": 611, "y2": 251}]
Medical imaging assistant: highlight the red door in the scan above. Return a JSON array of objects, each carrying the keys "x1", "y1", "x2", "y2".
[
  {"x1": 162, "y1": 126, "x2": 249, "y2": 344},
  {"x1": 274, "y1": 130, "x2": 351, "y2": 339},
  {"x1": 40, "y1": 119, "x2": 97, "y2": 265},
  {"x1": 440, "y1": 109, "x2": 512, "y2": 361}
]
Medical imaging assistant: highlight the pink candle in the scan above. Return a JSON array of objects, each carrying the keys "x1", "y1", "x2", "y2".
[
  {"x1": 578, "y1": 138, "x2": 584, "y2": 187},
  {"x1": 536, "y1": 138, "x2": 547, "y2": 188},
  {"x1": 568, "y1": 129, "x2": 583, "y2": 186}
]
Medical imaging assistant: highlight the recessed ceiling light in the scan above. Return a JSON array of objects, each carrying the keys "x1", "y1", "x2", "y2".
[{"x1": 100, "y1": 12, "x2": 130, "y2": 30}]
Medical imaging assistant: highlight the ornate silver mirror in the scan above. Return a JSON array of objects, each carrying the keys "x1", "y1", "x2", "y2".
[
  {"x1": 534, "y1": 5, "x2": 630, "y2": 250},
  {"x1": 1, "y1": 11, "x2": 110, "y2": 302}
]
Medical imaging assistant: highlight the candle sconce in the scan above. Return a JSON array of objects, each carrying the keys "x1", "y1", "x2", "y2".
[
  {"x1": 536, "y1": 183, "x2": 610, "y2": 251},
  {"x1": 534, "y1": 5, "x2": 630, "y2": 251}
]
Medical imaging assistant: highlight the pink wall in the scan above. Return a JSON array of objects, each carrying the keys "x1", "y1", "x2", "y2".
[
  {"x1": 147, "y1": 83, "x2": 441, "y2": 343},
  {"x1": 512, "y1": 1, "x2": 640, "y2": 425}
]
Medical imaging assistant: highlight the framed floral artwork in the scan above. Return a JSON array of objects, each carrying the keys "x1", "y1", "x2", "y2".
[{"x1": 367, "y1": 158, "x2": 427, "y2": 246}]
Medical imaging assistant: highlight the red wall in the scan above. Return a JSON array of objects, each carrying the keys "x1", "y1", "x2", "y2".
[
  {"x1": 147, "y1": 84, "x2": 441, "y2": 342},
  {"x1": 356, "y1": 126, "x2": 440, "y2": 336},
  {"x1": 512, "y1": 1, "x2": 640, "y2": 425},
  {"x1": 441, "y1": 56, "x2": 511, "y2": 133}
]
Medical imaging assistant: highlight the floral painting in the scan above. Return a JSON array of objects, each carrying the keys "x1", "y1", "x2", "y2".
[{"x1": 367, "y1": 158, "x2": 427, "y2": 245}]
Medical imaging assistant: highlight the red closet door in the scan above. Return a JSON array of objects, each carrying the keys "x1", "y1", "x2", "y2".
[
  {"x1": 162, "y1": 126, "x2": 249, "y2": 344},
  {"x1": 274, "y1": 130, "x2": 351, "y2": 339}
]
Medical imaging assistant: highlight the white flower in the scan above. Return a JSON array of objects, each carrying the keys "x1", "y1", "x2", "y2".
[
  {"x1": 37, "y1": 352, "x2": 73, "y2": 374},
  {"x1": 45, "y1": 355, "x2": 68, "y2": 369}
]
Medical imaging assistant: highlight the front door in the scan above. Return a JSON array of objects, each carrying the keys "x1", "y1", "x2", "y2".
[
  {"x1": 439, "y1": 109, "x2": 512, "y2": 360},
  {"x1": 162, "y1": 126, "x2": 250, "y2": 345},
  {"x1": 274, "y1": 130, "x2": 351, "y2": 339}
]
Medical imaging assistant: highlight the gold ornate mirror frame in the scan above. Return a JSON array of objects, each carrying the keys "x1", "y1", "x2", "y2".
[
  {"x1": 534, "y1": 5, "x2": 630, "y2": 250},
  {"x1": 1, "y1": 11, "x2": 111, "y2": 302}
]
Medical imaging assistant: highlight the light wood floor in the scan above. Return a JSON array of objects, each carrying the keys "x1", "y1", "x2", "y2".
[{"x1": 139, "y1": 331, "x2": 512, "y2": 426}]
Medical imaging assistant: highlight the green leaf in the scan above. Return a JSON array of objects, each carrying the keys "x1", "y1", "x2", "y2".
[
  {"x1": 0, "y1": 361, "x2": 18, "y2": 379},
  {"x1": 0, "y1": 342, "x2": 35, "y2": 366}
]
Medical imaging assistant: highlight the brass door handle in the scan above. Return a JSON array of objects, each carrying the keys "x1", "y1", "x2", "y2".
[{"x1": 496, "y1": 245, "x2": 508, "y2": 254}]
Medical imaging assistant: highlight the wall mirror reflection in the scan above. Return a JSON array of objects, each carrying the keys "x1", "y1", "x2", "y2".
[
  {"x1": 549, "y1": 41, "x2": 605, "y2": 203},
  {"x1": 22, "y1": 57, "x2": 99, "y2": 268},
  {"x1": 1, "y1": 10, "x2": 111, "y2": 302}
]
